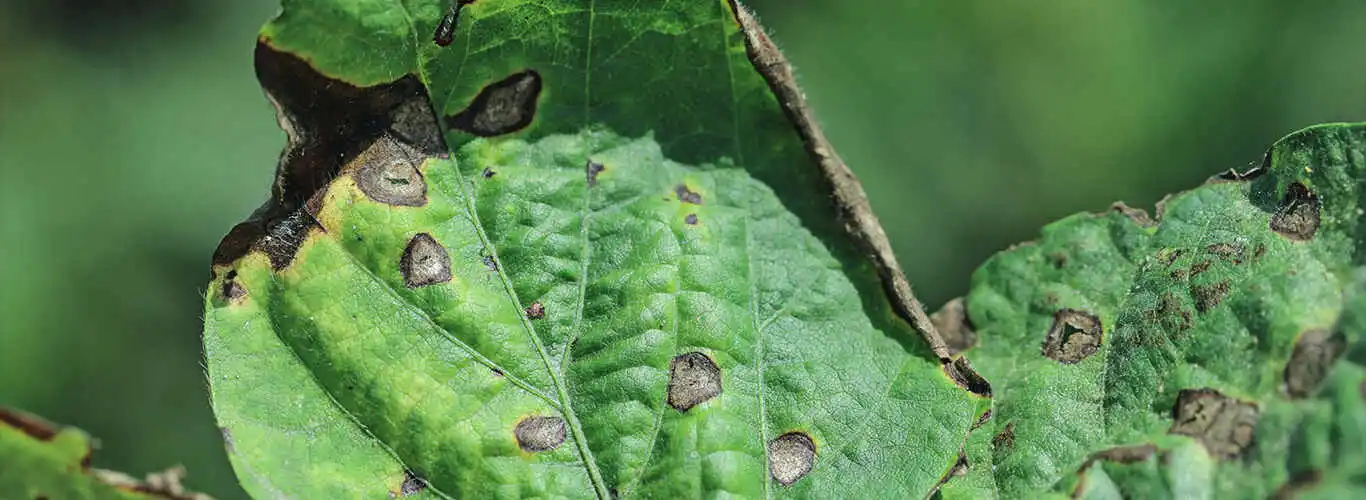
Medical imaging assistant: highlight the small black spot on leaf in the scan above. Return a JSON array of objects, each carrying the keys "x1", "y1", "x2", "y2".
[
  {"x1": 400, "y1": 233, "x2": 452, "y2": 288},
  {"x1": 482, "y1": 167, "x2": 496, "y2": 178},
  {"x1": 1169, "y1": 388, "x2": 1259, "y2": 459},
  {"x1": 683, "y1": 213, "x2": 699, "y2": 226},
  {"x1": 354, "y1": 136, "x2": 428, "y2": 207},
  {"x1": 1283, "y1": 329, "x2": 1345, "y2": 398},
  {"x1": 943, "y1": 357, "x2": 991, "y2": 396},
  {"x1": 768, "y1": 432, "x2": 815, "y2": 486},
  {"x1": 483, "y1": 255, "x2": 498, "y2": 271},
  {"x1": 931, "y1": 298, "x2": 978, "y2": 355},
  {"x1": 514, "y1": 416, "x2": 566, "y2": 452},
  {"x1": 526, "y1": 301, "x2": 545, "y2": 319},
  {"x1": 446, "y1": 70, "x2": 543, "y2": 137},
  {"x1": 1270, "y1": 182, "x2": 1320, "y2": 241},
  {"x1": 675, "y1": 184, "x2": 703, "y2": 204},
  {"x1": 586, "y1": 160, "x2": 605, "y2": 186},
  {"x1": 1042, "y1": 309, "x2": 1102, "y2": 364},
  {"x1": 1190, "y1": 260, "x2": 1212, "y2": 277},
  {"x1": 667, "y1": 352, "x2": 722, "y2": 411}
]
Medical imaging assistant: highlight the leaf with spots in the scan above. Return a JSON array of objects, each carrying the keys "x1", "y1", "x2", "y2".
[
  {"x1": 0, "y1": 408, "x2": 211, "y2": 499},
  {"x1": 204, "y1": 0, "x2": 985, "y2": 498},
  {"x1": 930, "y1": 124, "x2": 1366, "y2": 498}
]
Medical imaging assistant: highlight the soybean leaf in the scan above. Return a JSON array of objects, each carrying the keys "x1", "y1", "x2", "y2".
[
  {"x1": 203, "y1": 0, "x2": 986, "y2": 498},
  {"x1": 932, "y1": 124, "x2": 1366, "y2": 498}
]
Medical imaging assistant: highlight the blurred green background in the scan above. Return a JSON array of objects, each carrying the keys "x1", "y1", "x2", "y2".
[{"x1": 1, "y1": 0, "x2": 1363, "y2": 497}]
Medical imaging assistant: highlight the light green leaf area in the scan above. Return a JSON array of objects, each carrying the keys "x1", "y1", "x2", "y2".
[
  {"x1": 205, "y1": 0, "x2": 986, "y2": 498},
  {"x1": 936, "y1": 124, "x2": 1366, "y2": 498},
  {"x1": 0, "y1": 411, "x2": 147, "y2": 499}
]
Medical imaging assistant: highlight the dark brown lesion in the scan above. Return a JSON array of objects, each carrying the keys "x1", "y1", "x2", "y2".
[
  {"x1": 211, "y1": 42, "x2": 443, "y2": 271},
  {"x1": 445, "y1": 70, "x2": 543, "y2": 137},
  {"x1": 1282, "y1": 328, "x2": 1345, "y2": 398},
  {"x1": 666, "y1": 352, "x2": 722, "y2": 411},
  {"x1": 1041, "y1": 309, "x2": 1102, "y2": 364},
  {"x1": 1270, "y1": 182, "x2": 1320, "y2": 241},
  {"x1": 220, "y1": 270, "x2": 248, "y2": 303},
  {"x1": 1191, "y1": 280, "x2": 1230, "y2": 313},
  {"x1": 991, "y1": 421, "x2": 1016, "y2": 450},
  {"x1": 525, "y1": 301, "x2": 545, "y2": 319},
  {"x1": 1168, "y1": 388, "x2": 1259, "y2": 459},
  {"x1": 674, "y1": 184, "x2": 703, "y2": 205},
  {"x1": 586, "y1": 159, "x2": 605, "y2": 186},
  {"x1": 398, "y1": 470, "x2": 428, "y2": 496},
  {"x1": 942, "y1": 357, "x2": 992, "y2": 397}
]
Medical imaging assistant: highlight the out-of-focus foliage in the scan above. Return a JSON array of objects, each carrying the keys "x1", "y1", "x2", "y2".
[{"x1": 0, "y1": 0, "x2": 1363, "y2": 498}]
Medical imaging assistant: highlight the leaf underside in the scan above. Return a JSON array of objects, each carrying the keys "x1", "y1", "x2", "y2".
[{"x1": 201, "y1": 0, "x2": 1366, "y2": 498}]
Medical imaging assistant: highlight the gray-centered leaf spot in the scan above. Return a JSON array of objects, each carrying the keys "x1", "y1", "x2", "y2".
[
  {"x1": 400, "y1": 233, "x2": 452, "y2": 288},
  {"x1": 768, "y1": 432, "x2": 816, "y2": 486},
  {"x1": 1169, "y1": 388, "x2": 1259, "y2": 459},
  {"x1": 1041, "y1": 309, "x2": 1102, "y2": 364},
  {"x1": 354, "y1": 135, "x2": 428, "y2": 207},
  {"x1": 1283, "y1": 328, "x2": 1345, "y2": 398},
  {"x1": 667, "y1": 352, "x2": 722, "y2": 411},
  {"x1": 446, "y1": 70, "x2": 543, "y2": 137},
  {"x1": 514, "y1": 416, "x2": 566, "y2": 452}
]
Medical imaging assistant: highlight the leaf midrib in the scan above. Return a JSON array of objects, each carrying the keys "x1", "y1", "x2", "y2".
[{"x1": 392, "y1": 1, "x2": 611, "y2": 497}]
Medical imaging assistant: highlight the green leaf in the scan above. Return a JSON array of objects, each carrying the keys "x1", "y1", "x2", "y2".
[
  {"x1": 0, "y1": 408, "x2": 211, "y2": 499},
  {"x1": 204, "y1": 0, "x2": 986, "y2": 498},
  {"x1": 932, "y1": 124, "x2": 1366, "y2": 498}
]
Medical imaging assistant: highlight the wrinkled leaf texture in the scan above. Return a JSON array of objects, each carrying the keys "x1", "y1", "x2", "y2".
[{"x1": 201, "y1": 0, "x2": 1366, "y2": 498}]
